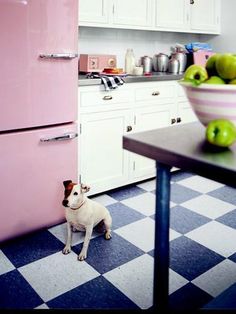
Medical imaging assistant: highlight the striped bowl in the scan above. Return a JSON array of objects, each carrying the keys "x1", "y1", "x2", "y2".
[{"x1": 179, "y1": 81, "x2": 236, "y2": 127}]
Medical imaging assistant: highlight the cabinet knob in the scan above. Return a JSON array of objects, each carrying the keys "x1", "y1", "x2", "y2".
[
  {"x1": 190, "y1": 0, "x2": 194, "y2": 4},
  {"x1": 126, "y1": 125, "x2": 133, "y2": 132},
  {"x1": 177, "y1": 117, "x2": 182, "y2": 123},
  {"x1": 152, "y1": 91, "x2": 160, "y2": 96},
  {"x1": 171, "y1": 118, "x2": 176, "y2": 124},
  {"x1": 103, "y1": 95, "x2": 113, "y2": 100}
]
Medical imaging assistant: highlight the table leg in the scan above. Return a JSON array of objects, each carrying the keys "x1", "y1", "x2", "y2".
[{"x1": 153, "y1": 162, "x2": 171, "y2": 310}]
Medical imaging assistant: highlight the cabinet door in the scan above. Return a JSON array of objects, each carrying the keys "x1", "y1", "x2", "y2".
[
  {"x1": 113, "y1": 0, "x2": 154, "y2": 28},
  {"x1": 155, "y1": 0, "x2": 189, "y2": 31},
  {"x1": 79, "y1": 0, "x2": 110, "y2": 26},
  {"x1": 190, "y1": 0, "x2": 220, "y2": 33},
  {"x1": 131, "y1": 104, "x2": 173, "y2": 180},
  {"x1": 80, "y1": 110, "x2": 130, "y2": 195},
  {"x1": 177, "y1": 101, "x2": 197, "y2": 124}
]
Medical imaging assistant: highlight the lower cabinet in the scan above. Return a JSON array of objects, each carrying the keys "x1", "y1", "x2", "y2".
[{"x1": 79, "y1": 81, "x2": 196, "y2": 196}]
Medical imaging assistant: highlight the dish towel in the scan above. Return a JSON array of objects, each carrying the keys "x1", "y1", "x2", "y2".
[{"x1": 101, "y1": 75, "x2": 125, "y2": 91}]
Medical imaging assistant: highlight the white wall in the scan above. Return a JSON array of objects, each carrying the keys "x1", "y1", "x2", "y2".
[
  {"x1": 200, "y1": 0, "x2": 236, "y2": 53},
  {"x1": 78, "y1": 26, "x2": 200, "y2": 68}
]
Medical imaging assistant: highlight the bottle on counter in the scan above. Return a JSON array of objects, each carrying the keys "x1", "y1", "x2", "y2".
[{"x1": 125, "y1": 48, "x2": 135, "y2": 75}]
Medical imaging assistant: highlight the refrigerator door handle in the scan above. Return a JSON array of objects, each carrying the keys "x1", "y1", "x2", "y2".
[
  {"x1": 40, "y1": 132, "x2": 78, "y2": 142},
  {"x1": 39, "y1": 53, "x2": 78, "y2": 60}
]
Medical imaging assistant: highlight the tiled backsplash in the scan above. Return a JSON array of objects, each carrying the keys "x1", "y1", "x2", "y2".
[{"x1": 78, "y1": 27, "x2": 200, "y2": 68}]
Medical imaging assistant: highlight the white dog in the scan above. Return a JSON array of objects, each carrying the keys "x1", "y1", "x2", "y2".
[{"x1": 62, "y1": 180, "x2": 112, "y2": 261}]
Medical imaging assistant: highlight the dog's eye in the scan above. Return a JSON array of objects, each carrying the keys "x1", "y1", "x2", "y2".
[{"x1": 73, "y1": 192, "x2": 78, "y2": 196}]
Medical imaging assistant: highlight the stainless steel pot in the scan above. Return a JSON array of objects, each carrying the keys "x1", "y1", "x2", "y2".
[
  {"x1": 168, "y1": 57, "x2": 180, "y2": 74},
  {"x1": 153, "y1": 53, "x2": 169, "y2": 72}
]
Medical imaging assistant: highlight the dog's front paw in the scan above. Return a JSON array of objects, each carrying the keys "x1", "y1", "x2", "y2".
[
  {"x1": 105, "y1": 231, "x2": 112, "y2": 240},
  {"x1": 62, "y1": 246, "x2": 71, "y2": 255},
  {"x1": 78, "y1": 250, "x2": 87, "y2": 261}
]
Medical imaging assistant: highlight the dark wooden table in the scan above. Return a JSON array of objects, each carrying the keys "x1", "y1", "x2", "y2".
[{"x1": 123, "y1": 122, "x2": 236, "y2": 311}]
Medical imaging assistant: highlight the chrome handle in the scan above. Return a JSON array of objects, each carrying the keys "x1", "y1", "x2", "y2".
[
  {"x1": 103, "y1": 95, "x2": 113, "y2": 100},
  {"x1": 40, "y1": 132, "x2": 78, "y2": 142},
  {"x1": 171, "y1": 118, "x2": 176, "y2": 124},
  {"x1": 126, "y1": 126, "x2": 132, "y2": 132},
  {"x1": 39, "y1": 53, "x2": 78, "y2": 59},
  {"x1": 152, "y1": 91, "x2": 160, "y2": 96}
]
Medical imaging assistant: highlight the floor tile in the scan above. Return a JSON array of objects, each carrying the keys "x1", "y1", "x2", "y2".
[
  {"x1": 181, "y1": 194, "x2": 235, "y2": 219},
  {"x1": 1, "y1": 229, "x2": 64, "y2": 268},
  {"x1": 177, "y1": 175, "x2": 224, "y2": 193},
  {"x1": 170, "y1": 170, "x2": 194, "y2": 182},
  {"x1": 216, "y1": 209, "x2": 236, "y2": 229},
  {"x1": 169, "y1": 269, "x2": 189, "y2": 295},
  {"x1": 208, "y1": 186, "x2": 236, "y2": 206},
  {"x1": 229, "y1": 253, "x2": 236, "y2": 263},
  {"x1": 0, "y1": 269, "x2": 43, "y2": 309},
  {"x1": 114, "y1": 217, "x2": 154, "y2": 252},
  {"x1": 47, "y1": 276, "x2": 139, "y2": 309},
  {"x1": 35, "y1": 303, "x2": 49, "y2": 309},
  {"x1": 137, "y1": 179, "x2": 156, "y2": 191},
  {"x1": 0, "y1": 250, "x2": 15, "y2": 275},
  {"x1": 169, "y1": 282, "x2": 213, "y2": 310},
  {"x1": 169, "y1": 183, "x2": 201, "y2": 204},
  {"x1": 90, "y1": 194, "x2": 117, "y2": 206},
  {"x1": 73, "y1": 232, "x2": 144, "y2": 274},
  {"x1": 170, "y1": 236, "x2": 224, "y2": 281},
  {"x1": 121, "y1": 192, "x2": 156, "y2": 216},
  {"x1": 186, "y1": 221, "x2": 236, "y2": 257},
  {"x1": 203, "y1": 283, "x2": 236, "y2": 309},
  {"x1": 170, "y1": 205, "x2": 210, "y2": 234},
  {"x1": 103, "y1": 254, "x2": 154, "y2": 310},
  {"x1": 192, "y1": 259, "x2": 236, "y2": 297},
  {"x1": 18, "y1": 251, "x2": 99, "y2": 302},
  {"x1": 107, "y1": 202, "x2": 145, "y2": 230},
  {"x1": 107, "y1": 185, "x2": 145, "y2": 201}
]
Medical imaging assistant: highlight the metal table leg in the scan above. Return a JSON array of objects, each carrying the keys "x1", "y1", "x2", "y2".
[{"x1": 153, "y1": 162, "x2": 171, "y2": 310}]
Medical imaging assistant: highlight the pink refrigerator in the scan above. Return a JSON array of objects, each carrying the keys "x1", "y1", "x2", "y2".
[{"x1": 0, "y1": 0, "x2": 78, "y2": 242}]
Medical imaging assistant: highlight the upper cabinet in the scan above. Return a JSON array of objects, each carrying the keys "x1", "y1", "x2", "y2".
[
  {"x1": 112, "y1": 0, "x2": 154, "y2": 28},
  {"x1": 79, "y1": 0, "x2": 154, "y2": 30},
  {"x1": 79, "y1": 0, "x2": 221, "y2": 34},
  {"x1": 155, "y1": 0, "x2": 221, "y2": 34}
]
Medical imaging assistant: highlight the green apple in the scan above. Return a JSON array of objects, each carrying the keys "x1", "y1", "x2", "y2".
[
  {"x1": 204, "y1": 76, "x2": 225, "y2": 84},
  {"x1": 206, "y1": 53, "x2": 221, "y2": 77},
  {"x1": 215, "y1": 53, "x2": 236, "y2": 80},
  {"x1": 206, "y1": 119, "x2": 236, "y2": 147},
  {"x1": 183, "y1": 64, "x2": 208, "y2": 86}
]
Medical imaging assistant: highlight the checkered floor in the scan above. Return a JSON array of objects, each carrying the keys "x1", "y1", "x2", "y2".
[{"x1": 1, "y1": 170, "x2": 236, "y2": 310}]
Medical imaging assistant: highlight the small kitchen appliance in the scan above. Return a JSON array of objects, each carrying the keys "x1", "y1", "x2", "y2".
[{"x1": 79, "y1": 54, "x2": 117, "y2": 73}]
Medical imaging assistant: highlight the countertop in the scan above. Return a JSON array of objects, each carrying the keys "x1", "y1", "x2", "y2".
[{"x1": 78, "y1": 72, "x2": 184, "y2": 86}]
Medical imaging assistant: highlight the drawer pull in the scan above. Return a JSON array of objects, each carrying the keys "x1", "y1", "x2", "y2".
[
  {"x1": 103, "y1": 95, "x2": 113, "y2": 100},
  {"x1": 152, "y1": 91, "x2": 160, "y2": 96},
  {"x1": 171, "y1": 118, "x2": 176, "y2": 124},
  {"x1": 126, "y1": 125, "x2": 133, "y2": 132},
  {"x1": 177, "y1": 117, "x2": 182, "y2": 123}
]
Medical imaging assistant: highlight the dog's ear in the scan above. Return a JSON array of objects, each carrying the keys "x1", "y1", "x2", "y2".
[
  {"x1": 63, "y1": 180, "x2": 72, "y2": 188},
  {"x1": 81, "y1": 183, "x2": 90, "y2": 193}
]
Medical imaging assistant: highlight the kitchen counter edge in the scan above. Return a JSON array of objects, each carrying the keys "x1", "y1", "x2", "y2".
[{"x1": 78, "y1": 73, "x2": 184, "y2": 86}]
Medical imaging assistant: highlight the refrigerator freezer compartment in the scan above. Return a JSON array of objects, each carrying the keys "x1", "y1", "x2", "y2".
[{"x1": 0, "y1": 122, "x2": 78, "y2": 243}]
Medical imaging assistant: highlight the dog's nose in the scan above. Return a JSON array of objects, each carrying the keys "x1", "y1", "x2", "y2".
[{"x1": 62, "y1": 199, "x2": 68, "y2": 207}]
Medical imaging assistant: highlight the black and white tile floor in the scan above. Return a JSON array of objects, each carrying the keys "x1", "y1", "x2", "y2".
[{"x1": 0, "y1": 171, "x2": 236, "y2": 311}]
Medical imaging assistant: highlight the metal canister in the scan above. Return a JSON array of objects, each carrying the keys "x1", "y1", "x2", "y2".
[
  {"x1": 168, "y1": 58, "x2": 180, "y2": 74},
  {"x1": 140, "y1": 56, "x2": 153, "y2": 74}
]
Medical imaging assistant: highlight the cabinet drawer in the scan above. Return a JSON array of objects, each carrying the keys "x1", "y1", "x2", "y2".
[
  {"x1": 80, "y1": 89, "x2": 133, "y2": 107},
  {"x1": 135, "y1": 83, "x2": 175, "y2": 102}
]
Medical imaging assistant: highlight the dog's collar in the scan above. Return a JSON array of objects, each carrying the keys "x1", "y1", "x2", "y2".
[{"x1": 70, "y1": 199, "x2": 86, "y2": 211}]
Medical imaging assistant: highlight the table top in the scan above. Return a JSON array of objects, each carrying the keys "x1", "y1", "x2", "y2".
[{"x1": 123, "y1": 122, "x2": 236, "y2": 187}]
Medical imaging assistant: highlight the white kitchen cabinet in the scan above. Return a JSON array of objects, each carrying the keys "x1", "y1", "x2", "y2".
[
  {"x1": 78, "y1": 81, "x2": 196, "y2": 196},
  {"x1": 155, "y1": 0, "x2": 220, "y2": 34},
  {"x1": 79, "y1": 0, "x2": 110, "y2": 26},
  {"x1": 190, "y1": 0, "x2": 220, "y2": 33},
  {"x1": 79, "y1": 110, "x2": 131, "y2": 195},
  {"x1": 78, "y1": 0, "x2": 220, "y2": 34},
  {"x1": 112, "y1": 0, "x2": 154, "y2": 28},
  {"x1": 79, "y1": 0, "x2": 154, "y2": 30}
]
